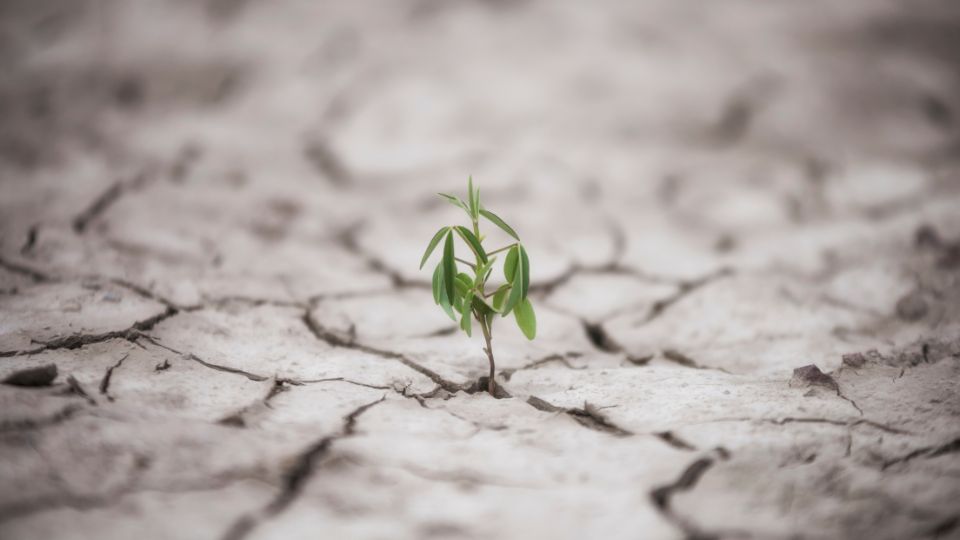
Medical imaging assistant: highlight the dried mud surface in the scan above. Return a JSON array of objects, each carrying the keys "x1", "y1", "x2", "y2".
[{"x1": 1, "y1": 1, "x2": 960, "y2": 539}]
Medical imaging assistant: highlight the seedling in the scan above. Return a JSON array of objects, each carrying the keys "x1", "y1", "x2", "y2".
[{"x1": 419, "y1": 177, "x2": 536, "y2": 395}]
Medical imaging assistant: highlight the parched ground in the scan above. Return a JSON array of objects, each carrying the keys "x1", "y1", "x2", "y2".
[{"x1": 1, "y1": 1, "x2": 960, "y2": 539}]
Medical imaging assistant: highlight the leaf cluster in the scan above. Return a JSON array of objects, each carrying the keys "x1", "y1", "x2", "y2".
[{"x1": 420, "y1": 177, "x2": 536, "y2": 340}]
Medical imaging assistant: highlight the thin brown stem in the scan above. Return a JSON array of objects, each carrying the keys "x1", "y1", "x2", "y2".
[
  {"x1": 478, "y1": 315, "x2": 495, "y2": 395},
  {"x1": 471, "y1": 212, "x2": 495, "y2": 395}
]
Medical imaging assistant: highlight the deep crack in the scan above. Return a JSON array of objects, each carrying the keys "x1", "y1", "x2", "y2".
[
  {"x1": 582, "y1": 321, "x2": 623, "y2": 353},
  {"x1": 526, "y1": 396, "x2": 632, "y2": 437},
  {"x1": 650, "y1": 448, "x2": 730, "y2": 540},
  {"x1": 0, "y1": 307, "x2": 179, "y2": 357},
  {"x1": 220, "y1": 396, "x2": 387, "y2": 540}
]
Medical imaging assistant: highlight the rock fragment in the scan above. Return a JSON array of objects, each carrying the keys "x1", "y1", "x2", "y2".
[
  {"x1": 2, "y1": 363, "x2": 58, "y2": 387},
  {"x1": 790, "y1": 364, "x2": 838, "y2": 392}
]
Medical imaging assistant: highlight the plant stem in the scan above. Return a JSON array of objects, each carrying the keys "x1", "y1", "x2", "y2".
[
  {"x1": 478, "y1": 315, "x2": 496, "y2": 395},
  {"x1": 455, "y1": 257, "x2": 476, "y2": 269},
  {"x1": 485, "y1": 243, "x2": 517, "y2": 257},
  {"x1": 472, "y1": 212, "x2": 494, "y2": 395}
]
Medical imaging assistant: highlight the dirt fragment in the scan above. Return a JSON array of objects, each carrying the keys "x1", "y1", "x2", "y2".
[
  {"x1": 790, "y1": 364, "x2": 839, "y2": 392},
  {"x1": 2, "y1": 363, "x2": 58, "y2": 387}
]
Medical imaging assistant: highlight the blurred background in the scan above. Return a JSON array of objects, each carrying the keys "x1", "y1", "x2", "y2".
[
  {"x1": 1, "y1": 1, "x2": 959, "y2": 284},
  {"x1": 3, "y1": 0, "x2": 960, "y2": 350}
]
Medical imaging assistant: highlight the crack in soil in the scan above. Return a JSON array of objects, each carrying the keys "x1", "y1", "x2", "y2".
[
  {"x1": 202, "y1": 294, "x2": 307, "y2": 310},
  {"x1": 792, "y1": 364, "x2": 864, "y2": 417},
  {"x1": 526, "y1": 396, "x2": 701, "y2": 452},
  {"x1": 650, "y1": 448, "x2": 731, "y2": 540},
  {"x1": 636, "y1": 268, "x2": 733, "y2": 326},
  {"x1": 220, "y1": 396, "x2": 388, "y2": 540},
  {"x1": 20, "y1": 224, "x2": 39, "y2": 255},
  {"x1": 501, "y1": 353, "x2": 585, "y2": 381},
  {"x1": 98, "y1": 353, "x2": 128, "y2": 401},
  {"x1": 303, "y1": 136, "x2": 352, "y2": 186},
  {"x1": 531, "y1": 261, "x2": 682, "y2": 298},
  {"x1": 0, "y1": 306, "x2": 179, "y2": 357},
  {"x1": 654, "y1": 431, "x2": 699, "y2": 451},
  {"x1": 64, "y1": 375, "x2": 98, "y2": 406},
  {"x1": 301, "y1": 309, "x2": 462, "y2": 393},
  {"x1": 72, "y1": 169, "x2": 155, "y2": 234},
  {"x1": 139, "y1": 336, "x2": 270, "y2": 382},
  {"x1": 526, "y1": 396, "x2": 632, "y2": 437},
  {"x1": 881, "y1": 437, "x2": 960, "y2": 470},
  {"x1": 335, "y1": 224, "x2": 429, "y2": 290},
  {"x1": 141, "y1": 335, "x2": 429, "y2": 409},
  {"x1": 110, "y1": 278, "x2": 194, "y2": 310},
  {"x1": 219, "y1": 376, "x2": 395, "y2": 428},
  {"x1": 582, "y1": 320, "x2": 624, "y2": 353},
  {"x1": 661, "y1": 349, "x2": 730, "y2": 373},
  {"x1": 705, "y1": 416, "x2": 912, "y2": 436},
  {"x1": 219, "y1": 378, "x2": 289, "y2": 427}
]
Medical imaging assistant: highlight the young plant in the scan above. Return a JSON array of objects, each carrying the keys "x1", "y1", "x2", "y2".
[{"x1": 419, "y1": 177, "x2": 536, "y2": 395}]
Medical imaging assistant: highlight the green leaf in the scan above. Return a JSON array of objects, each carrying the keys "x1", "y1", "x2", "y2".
[
  {"x1": 502, "y1": 247, "x2": 524, "y2": 317},
  {"x1": 432, "y1": 264, "x2": 442, "y2": 305},
  {"x1": 520, "y1": 244, "x2": 530, "y2": 299},
  {"x1": 452, "y1": 284, "x2": 463, "y2": 312},
  {"x1": 460, "y1": 290, "x2": 474, "y2": 336},
  {"x1": 454, "y1": 272, "x2": 472, "y2": 297},
  {"x1": 504, "y1": 245, "x2": 519, "y2": 282},
  {"x1": 479, "y1": 209, "x2": 519, "y2": 240},
  {"x1": 467, "y1": 176, "x2": 479, "y2": 220},
  {"x1": 420, "y1": 227, "x2": 449, "y2": 269},
  {"x1": 435, "y1": 265, "x2": 456, "y2": 321},
  {"x1": 454, "y1": 226, "x2": 488, "y2": 264},
  {"x1": 513, "y1": 298, "x2": 536, "y2": 340},
  {"x1": 442, "y1": 231, "x2": 456, "y2": 303},
  {"x1": 492, "y1": 284, "x2": 510, "y2": 312},
  {"x1": 438, "y1": 193, "x2": 470, "y2": 217},
  {"x1": 473, "y1": 293, "x2": 498, "y2": 314}
]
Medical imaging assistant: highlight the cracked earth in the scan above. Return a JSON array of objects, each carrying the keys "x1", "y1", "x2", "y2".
[{"x1": 2, "y1": 1, "x2": 960, "y2": 539}]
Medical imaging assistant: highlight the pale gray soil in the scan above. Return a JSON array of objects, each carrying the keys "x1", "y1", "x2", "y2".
[{"x1": 1, "y1": 1, "x2": 960, "y2": 539}]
